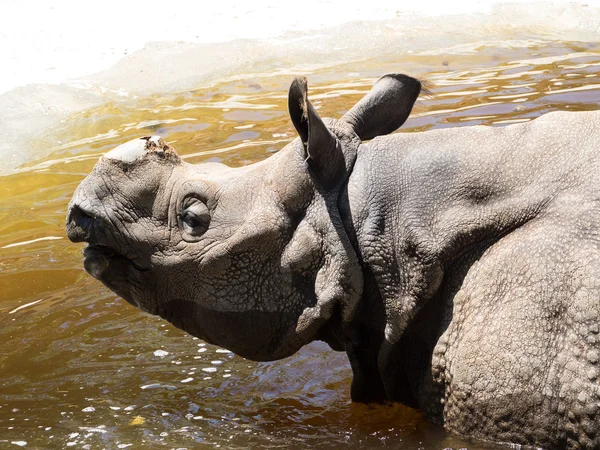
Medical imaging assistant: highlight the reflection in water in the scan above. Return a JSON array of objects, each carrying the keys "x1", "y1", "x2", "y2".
[{"x1": 0, "y1": 40, "x2": 599, "y2": 449}]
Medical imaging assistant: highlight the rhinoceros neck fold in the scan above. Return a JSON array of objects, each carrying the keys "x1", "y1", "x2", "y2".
[{"x1": 340, "y1": 127, "x2": 555, "y2": 403}]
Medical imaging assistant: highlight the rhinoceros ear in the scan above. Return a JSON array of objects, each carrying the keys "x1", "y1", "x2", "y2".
[
  {"x1": 341, "y1": 74, "x2": 421, "y2": 141},
  {"x1": 288, "y1": 77, "x2": 343, "y2": 185}
]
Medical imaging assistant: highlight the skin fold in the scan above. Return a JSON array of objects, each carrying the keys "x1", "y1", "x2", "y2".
[{"x1": 66, "y1": 74, "x2": 600, "y2": 449}]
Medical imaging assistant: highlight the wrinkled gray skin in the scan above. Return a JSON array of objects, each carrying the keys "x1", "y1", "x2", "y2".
[{"x1": 67, "y1": 74, "x2": 600, "y2": 449}]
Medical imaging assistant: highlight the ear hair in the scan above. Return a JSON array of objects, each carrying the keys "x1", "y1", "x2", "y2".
[{"x1": 288, "y1": 77, "x2": 310, "y2": 146}]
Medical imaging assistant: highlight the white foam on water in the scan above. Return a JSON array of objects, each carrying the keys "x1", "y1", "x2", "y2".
[
  {"x1": 78, "y1": 426, "x2": 107, "y2": 434},
  {"x1": 8, "y1": 299, "x2": 43, "y2": 315},
  {"x1": 3, "y1": 0, "x2": 600, "y2": 96},
  {"x1": 1, "y1": 0, "x2": 600, "y2": 174},
  {"x1": 0, "y1": 0, "x2": 487, "y2": 94}
]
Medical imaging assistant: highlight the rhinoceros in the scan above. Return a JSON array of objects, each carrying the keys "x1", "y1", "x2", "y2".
[{"x1": 66, "y1": 74, "x2": 600, "y2": 449}]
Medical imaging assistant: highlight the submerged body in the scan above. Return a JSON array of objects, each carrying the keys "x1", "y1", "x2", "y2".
[{"x1": 67, "y1": 75, "x2": 600, "y2": 449}]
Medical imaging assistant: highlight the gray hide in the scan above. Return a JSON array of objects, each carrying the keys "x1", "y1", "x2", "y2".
[{"x1": 67, "y1": 74, "x2": 600, "y2": 449}]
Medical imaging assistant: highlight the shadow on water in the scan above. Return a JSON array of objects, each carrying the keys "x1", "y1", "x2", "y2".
[{"x1": 0, "y1": 39, "x2": 599, "y2": 448}]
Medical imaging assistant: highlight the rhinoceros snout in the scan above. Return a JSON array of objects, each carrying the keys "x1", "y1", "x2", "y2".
[{"x1": 66, "y1": 204, "x2": 96, "y2": 243}]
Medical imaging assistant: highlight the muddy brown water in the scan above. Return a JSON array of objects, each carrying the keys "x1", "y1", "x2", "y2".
[{"x1": 1, "y1": 40, "x2": 599, "y2": 449}]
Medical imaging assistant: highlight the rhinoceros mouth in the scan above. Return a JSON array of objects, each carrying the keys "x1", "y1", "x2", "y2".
[{"x1": 83, "y1": 244, "x2": 149, "y2": 279}]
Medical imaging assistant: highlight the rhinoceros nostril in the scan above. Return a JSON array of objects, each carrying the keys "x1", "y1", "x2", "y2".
[{"x1": 66, "y1": 205, "x2": 95, "y2": 243}]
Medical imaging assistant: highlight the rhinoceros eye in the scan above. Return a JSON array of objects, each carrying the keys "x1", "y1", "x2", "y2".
[{"x1": 179, "y1": 198, "x2": 210, "y2": 238}]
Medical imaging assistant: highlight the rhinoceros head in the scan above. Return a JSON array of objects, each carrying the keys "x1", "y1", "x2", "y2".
[{"x1": 66, "y1": 74, "x2": 421, "y2": 361}]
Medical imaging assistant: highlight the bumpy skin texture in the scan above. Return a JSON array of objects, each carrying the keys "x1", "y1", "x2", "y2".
[
  {"x1": 343, "y1": 112, "x2": 600, "y2": 448},
  {"x1": 67, "y1": 75, "x2": 600, "y2": 449}
]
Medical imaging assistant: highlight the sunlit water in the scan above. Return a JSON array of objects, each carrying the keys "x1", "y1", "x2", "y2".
[{"x1": 1, "y1": 39, "x2": 599, "y2": 449}]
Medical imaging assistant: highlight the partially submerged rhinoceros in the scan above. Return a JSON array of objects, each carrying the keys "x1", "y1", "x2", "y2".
[{"x1": 66, "y1": 74, "x2": 600, "y2": 449}]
